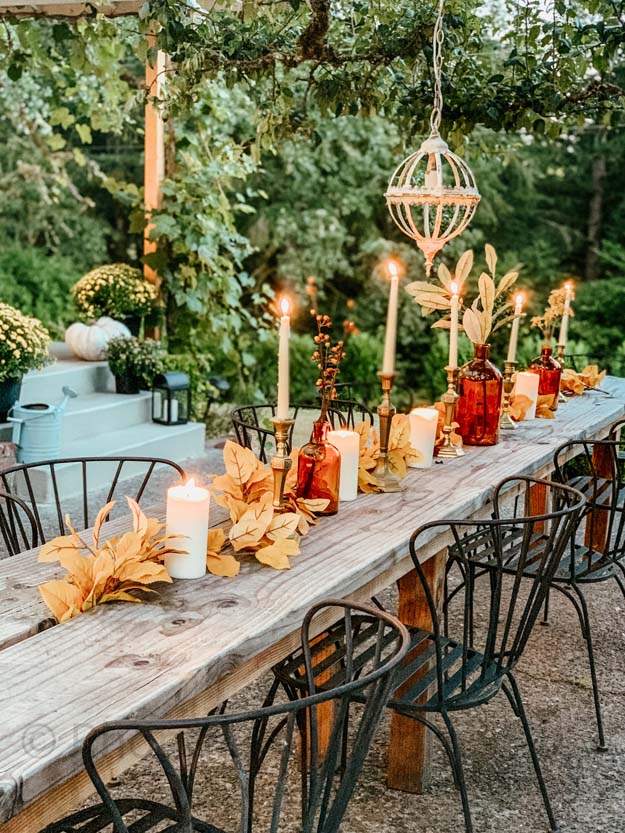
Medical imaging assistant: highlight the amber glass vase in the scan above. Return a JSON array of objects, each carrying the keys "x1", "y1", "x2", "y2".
[
  {"x1": 296, "y1": 420, "x2": 340, "y2": 515},
  {"x1": 528, "y1": 345, "x2": 562, "y2": 411},
  {"x1": 455, "y1": 343, "x2": 503, "y2": 446}
]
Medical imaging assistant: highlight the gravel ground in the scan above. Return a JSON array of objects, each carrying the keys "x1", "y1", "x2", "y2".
[{"x1": 11, "y1": 447, "x2": 625, "y2": 833}]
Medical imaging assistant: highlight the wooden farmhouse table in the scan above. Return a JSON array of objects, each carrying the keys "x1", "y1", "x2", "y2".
[{"x1": 1, "y1": 377, "x2": 625, "y2": 832}]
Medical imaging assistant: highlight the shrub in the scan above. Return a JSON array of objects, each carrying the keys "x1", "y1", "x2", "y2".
[
  {"x1": 0, "y1": 303, "x2": 50, "y2": 381},
  {"x1": 163, "y1": 352, "x2": 214, "y2": 421},
  {"x1": 73, "y1": 264, "x2": 158, "y2": 320},
  {"x1": 105, "y1": 338, "x2": 165, "y2": 390}
]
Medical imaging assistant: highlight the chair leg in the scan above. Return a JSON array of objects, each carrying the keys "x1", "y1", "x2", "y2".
[
  {"x1": 504, "y1": 674, "x2": 560, "y2": 833},
  {"x1": 541, "y1": 587, "x2": 550, "y2": 626},
  {"x1": 569, "y1": 584, "x2": 606, "y2": 751},
  {"x1": 440, "y1": 710, "x2": 473, "y2": 833},
  {"x1": 613, "y1": 561, "x2": 625, "y2": 599}
]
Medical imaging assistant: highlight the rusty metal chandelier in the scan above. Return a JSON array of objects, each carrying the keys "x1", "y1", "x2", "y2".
[{"x1": 385, "y1": 0, "x2": 480, "y2": 276}]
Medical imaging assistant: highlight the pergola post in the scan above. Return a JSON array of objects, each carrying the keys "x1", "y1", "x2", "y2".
[{"x1": 143, "y1": 40, "x2": 166, "y2": 286}]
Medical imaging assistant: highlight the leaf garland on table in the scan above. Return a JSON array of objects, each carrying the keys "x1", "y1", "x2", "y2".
[
  {"x1": 38, "y1": 498, "x2": 181, "y2": 623},
  {"x1": 405, "y1": 245, "x2": 520, "y2": 345},
  {"x1": 210, "y1": 440, "x2": 328, "y2": 571},
  {"x1": 355, "y1": 416, "x2": 422, "y2": 494},
  {"x1": 561, "y1": 364, "x2": 607, "y2": 396},
  {"x1": 509, "y1": 393, "x2": 556, "y2": 421},
  {"x1": 433, "y1": 402, "x2": 464, "y2": 449}
]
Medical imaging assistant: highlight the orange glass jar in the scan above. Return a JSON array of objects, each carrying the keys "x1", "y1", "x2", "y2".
[
  {"x1": 528, "y1": 345, "x2": 562, "y2": 411},
  {"x1": 455, "y1": 343, "x2": 503, "y2": 446},
  {"x1": 296, "y1": 421, "x2": 340, "y2": 514}
]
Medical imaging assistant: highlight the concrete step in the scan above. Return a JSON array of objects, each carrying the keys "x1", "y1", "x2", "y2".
[
  {"x1": 62, "y1": 391, "x2": 153, "y2": 441},
  {"x1": 21, "y1": 359, "x2": 115, "y2": 403},
  {"x1": 9, "y1": 421, "x2": 206, "y2": 503}
]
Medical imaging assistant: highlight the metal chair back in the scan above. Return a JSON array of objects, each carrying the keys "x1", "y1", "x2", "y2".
[
  {"x1": 409, "y1": 476, "x2": 585, "y2": 708},
  {"x1": 69, "y1": 601, "x2": 409, "y2": 833},
  {"x1": 0, "y1": 490, "x2": 38, "y2": 556},
  {"x1": 231, "y1": 401, "x2": 374, "y2": 463},
  {"x1": 554, "y1": 439, "x2": 625, "y2": 568},
  {"x1": 0, "y1": 457, "x2": 185, "y2": 544}
]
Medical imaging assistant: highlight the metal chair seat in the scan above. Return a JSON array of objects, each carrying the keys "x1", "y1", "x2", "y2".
[
  {"x1": 274, "y1": 619, "x2": 502, "y2": 713},
  {"x1": 42, "y1": 798, "x2": 220, "y2": 832}
]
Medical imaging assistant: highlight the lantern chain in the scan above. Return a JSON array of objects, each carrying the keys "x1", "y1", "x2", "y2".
[{"x1": 429, "y1": 0, "x2": 446, "y2": 135}]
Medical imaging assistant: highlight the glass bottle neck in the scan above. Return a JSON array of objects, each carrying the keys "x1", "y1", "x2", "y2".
[
  {"x1": 474, "y1": 343, "x2": 490, "y2": 361},
  {"x1": 311, "y1": 420, "x2": 330, "y2": 442},
  {"x1": 541, "y1": 345, "x2": 553, "y2": 358}
]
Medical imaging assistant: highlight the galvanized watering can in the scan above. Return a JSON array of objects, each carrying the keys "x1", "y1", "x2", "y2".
[{"x1": 8, "y1": 386, "x2": 77, "y2": 464}]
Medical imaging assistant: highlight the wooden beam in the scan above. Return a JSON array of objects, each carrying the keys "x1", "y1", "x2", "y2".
[{"x1": 143, "y1": 39, "x2": 166, "y2": 286}]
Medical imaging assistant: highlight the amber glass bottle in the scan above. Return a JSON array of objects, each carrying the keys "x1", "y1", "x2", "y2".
[
  {"x1": 528, "y1": 345, "x2": 562, "y2": 411},
  {"x1": 455, "y1": 343, "x2": 503, "y2": 446},
  {"x1": 296, "y1": 421, "x2": 340, "y2": 514}
]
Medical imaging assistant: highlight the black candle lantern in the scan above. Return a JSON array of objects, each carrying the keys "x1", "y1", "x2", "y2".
[{"x1": 152, "y1": 372, "x2": 191, "y2": 425}]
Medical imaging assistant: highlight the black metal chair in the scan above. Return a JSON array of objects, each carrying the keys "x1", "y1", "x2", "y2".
[
  {"x1": 0, "y1": 490, "x2": 38, "y2": 556},
  {"x1": 42, "y1": 599, "x2": 409, "y2": 833},
  {"x1": 232, "y1": 401, "x2": 374, "y2": 464},
  {"x1": 0, "y1": 457, "x2": 185, "y2": 544},
  {"x1": 275, "y1": 476, "x2": 586, "y2": 833},
  {"x1": 532, "y1": 439, "x2": 625, "y2": 750}
]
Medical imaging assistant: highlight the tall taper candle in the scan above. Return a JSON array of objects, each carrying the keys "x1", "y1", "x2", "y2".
[
  {"x1": 506, "y1": 293, "x2": 524, "y2": 363},
  {"x1": 277, "y1": 297, "x2": 290, "y2": 420},
  {"x1": 449, "y1": 281, "x2": 459, "y2": 369},
  {"x1": 382, "y1": 260, "x2": 400, "y2": 375},
  {"x1": 165, "y1": 479, "x2": 210, "y2": 579},
  {"x1": 559, "y1": 282, "x2": 573, "y2": 349}
]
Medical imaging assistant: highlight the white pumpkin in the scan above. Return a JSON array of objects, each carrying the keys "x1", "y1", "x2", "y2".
[{"x1": 65, "y1": 317, "x2": 131, "y2": 361}]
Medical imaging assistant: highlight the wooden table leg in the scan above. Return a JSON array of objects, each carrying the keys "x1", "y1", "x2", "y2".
[
  {"x1": 387, "y1": 550, "x2": 446, "y2": 793},
  {"x1": 585, "y1": 443, "x2": 614, "y2": 553}
]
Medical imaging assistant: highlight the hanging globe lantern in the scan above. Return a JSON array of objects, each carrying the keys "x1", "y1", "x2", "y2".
[{"x1": 385, "y1": 0, "x2": 480, "y2": 276}]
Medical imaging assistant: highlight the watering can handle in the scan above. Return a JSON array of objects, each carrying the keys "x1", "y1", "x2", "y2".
[{"x1": 7, "y1": 409, "x2": 23, "y2": 446}]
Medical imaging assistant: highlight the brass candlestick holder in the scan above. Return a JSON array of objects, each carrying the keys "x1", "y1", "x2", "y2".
[
  {"x1": 373, "y1": 371, "x2": 403, "y2": 492},
  {"x1": 270, "y1": 417, "x2": 295, "y2": 509},
  {"x1": 437, "y1": 366, "x2": 463, "y2": 459},
  {"x1": 499, "y1": 360, "x2": 517, "y2": 430}
]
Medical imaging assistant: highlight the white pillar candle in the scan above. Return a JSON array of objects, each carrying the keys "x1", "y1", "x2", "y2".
[
  {"x1": 514, "y1": 372, "x2": 540, "y2": 420},
  {"x1": 506, "y1": 293, "x2": 524, "y2": 363},
  {"x1": 408, "y1": 407, "x2": 439, "y2": 468},
  {"x1": 328, "y1": 429, "x2": 357, "y2": 501},
  {"x1": 449, "y1": 281, "x2": 459, "y2": 369},
  {"x1": 559, "y1": 282, "x2": 573, "y2": 348},
  {"x1": 168, "y1": 398, "x2": 179, "y2": 423},
  {"x1": 165, "y1": 479, "x2": 210, "y2": 579},
  {"x1": 381, "y1": 260, "x2": 400, "y2": 375},
  {"x1": 277, "y1": 297, "x2": 290, "y2": 419}
]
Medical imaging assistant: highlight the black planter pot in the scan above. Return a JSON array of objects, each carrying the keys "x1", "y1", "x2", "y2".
[
  {"x1": 0, "y1": 377, "x2": 22, "y2": 422},
  {"x1": 115, "y1": 374, "x2": 140, "y2": 395},
  {"x1": 122, "y1": 315, "x2": 141, "y2": 337}
]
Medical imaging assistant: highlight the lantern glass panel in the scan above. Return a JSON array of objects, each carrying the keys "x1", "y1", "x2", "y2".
[{"x1": 151, "y1": 373, "x2": 191, "y2": 425}]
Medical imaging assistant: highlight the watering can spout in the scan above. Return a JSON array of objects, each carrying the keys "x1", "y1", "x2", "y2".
[{"x1": 58, "y1": 386, "x2": 78, "y2": 414}]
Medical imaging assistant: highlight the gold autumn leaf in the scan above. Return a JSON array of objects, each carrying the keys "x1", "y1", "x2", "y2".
[
  {"x1": 223, "y1": 440, "x2": 258, "y2": 487},
  {"x1": 484, "y1": 243, "x2": 497, "y2": 276},
  {"x1": 255, "y1": 538, "x2": 300, "y2": 570},
  {"x1": 211, "y1": 472, "x2": 244, "y2": 502},
  {"x1": 580, "y1": 365, "x2": 607, "y2": 390},
  {"x1": 229, "y1": 493, "x2": 274, "y2": 551},
  {"x1": 455, "y1": 249, "x2": 474, "y2": 289},
  {"x1": 38, "y1": 535, "x2": 81, "y2": 563},
  {"x1": 213, "y1": 492, "x2": 249, "y2": 524},
  {"x1": 266, "y1": 512, "x2": 300, "y2": 540},
  {"x1": 207, "y1": 528, "x2": 226, "y2": 554},
  {"x1": 126, "y1": 496, "x2": 149, "y2": 538},
  {"x1": 207, "y1": 553, "x2": 240, "y2": 577},
  {"x1": 99, "y1": 590, "x2": 144, "y2": 605},
  {"x1": 39, "y1": 580, "x2": 84, "y2": 623},
  {"x1": 560, "y1": 369, "x2": 585, "y2": 397},
  {"x1": 358, "y1": 467, "x2": 381, "y2": 494},
  {"x1": 433, "y1": 402, "x2": 463, "y2": 448},
  {"x1": 57, "y1": 551, "x2": 93, "y2": 595},
  {"x1": 112, "y1": 530, "x2": 144, "y2": 563},
  {"x1": 509, "y1": 394, "x2": 533, "y2": 422},
  {"x1": 92, "y1": 500, "x2": 115, "y2": 549},
  {"x1": 116, "y1": 560, "x2": 172, "y2": 585},
  {"x1": 536, "y1": 395, "x2": 556, "y2": 419}
]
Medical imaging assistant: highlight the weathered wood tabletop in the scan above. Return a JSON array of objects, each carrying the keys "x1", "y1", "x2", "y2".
[{"x1": 1, "y1": 378, "x2": 624, "y2": 831}]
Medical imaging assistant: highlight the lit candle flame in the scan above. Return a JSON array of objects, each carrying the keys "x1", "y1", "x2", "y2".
[
  {"x1": 564, "y1": 281, "x2": 573, "y2": 295},
  {"x1": 386, "y1": 259, "x2": 400, "y2": 279},
  {"x1": 280, "y1": 297, "x2": 290, "y2": 316},
  {"x1": 450, "y1": 281, "x2": 459, "y2": 296},
  {"x1": 515, "y1": 293, "x2": 525, "y2": 307}
]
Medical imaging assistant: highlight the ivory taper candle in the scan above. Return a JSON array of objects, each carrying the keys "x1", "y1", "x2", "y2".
[
  {"x1": 165, "y1": 478, "x2": 210, "y2": 579},
  {"x1": 506, "y1": 293, "x2": 524, "y2": 363},
  {"x1": 514, "y1": 372, "x2": 540, "y2": 420},
  {"x1": 559, "y1": 282, "x2": 573, "y2": 349},
  {"x1": 277, "y1": 297, "x2": 291, "y2": 419},
  {"x1": 381, "y1": 259, "x2": 400, "y2": 375},
  {"x1": 408, "y1": 407, "x2": 439, "y2": 468},
  {"x1": 449, "y1": 281, "x2": 460, "y2": 369},
  {"x1": 328, "y1": 429, "x2": 358, "y2": 501}
]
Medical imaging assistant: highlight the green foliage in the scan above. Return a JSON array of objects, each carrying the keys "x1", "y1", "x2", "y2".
[
  {"x1": 105, "y1": 337, "x2": 165, "y2": 389},
  {"x1": 162, "y1": 352, "x2": 214, "y2": 421},
  {"x1": 0, "y1": 245, "x2": 78, "y2": 338},
  {"x1": 0, "y1": 302, "x2": 50, "y2": 382},
  {"x1": 572, "y1": 277, "x2": 625, "y2": 359}
]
